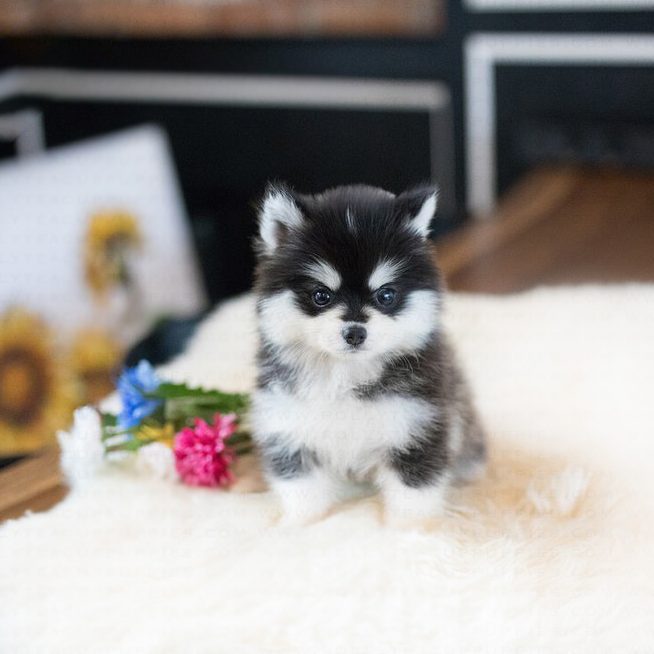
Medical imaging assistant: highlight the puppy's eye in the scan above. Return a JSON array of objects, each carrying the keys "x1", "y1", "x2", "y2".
[
  {"x1": 312, "y1": 288, "x2": 333, "y2": 307},
  {"x1": 376, "y1": 287, "x2": 397, "y2": 307}
]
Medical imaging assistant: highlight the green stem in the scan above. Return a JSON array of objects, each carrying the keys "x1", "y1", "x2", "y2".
[
  {"x1": 105, "y1": 436, "x2": 159, "y2": 453},
  {"x1": 101, "y1": 428, "x2": 135, "y2": 441}
]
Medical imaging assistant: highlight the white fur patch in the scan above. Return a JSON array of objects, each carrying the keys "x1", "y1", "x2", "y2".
[
  {"x1": 258, "y1": 288, "x2": 440, "y2": 360},
  {"x1": 368, "y1": 258, "x2": 404, "y2": 290},
  {"x1": 272, "y1": 468, "x2": 342, "y2": 525},
  {"x1": 363, "y1": 289, "x2": 441, "y2": 357},
  {"x1": 407, "y1": 192, "x2": 437, "y2": 238},
  {"x1": 252, "y1": 388, "x2": 437, "y2": 480},
  {"x1": 258, "y1": 290, "x2": 346, "y2": 357},
  {"x1": 377, "y1": 467, "x2": 449, "y2": 524},
  {"x1": 259, "y1": 189, "x2": 303, "y2": 252},
  {"x1": 303, "y1": 259, "x2": 342, "y2": 290}
]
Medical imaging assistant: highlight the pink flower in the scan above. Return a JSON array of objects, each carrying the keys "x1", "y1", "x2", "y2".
[{"x1": 173, "y1": 413, "x2": 237, "y2": 487}]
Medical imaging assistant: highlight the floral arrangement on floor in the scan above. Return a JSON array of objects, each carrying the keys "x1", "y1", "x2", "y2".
[{"x1": 59, "y1": 360, "x2": 251, "y2": 489}]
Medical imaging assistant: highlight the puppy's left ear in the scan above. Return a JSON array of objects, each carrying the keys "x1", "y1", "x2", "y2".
[
  {"x1": 396, "y1": 186, "x2": 438, "y2": 239},
  {"x1": 258, "y1": 183, "x2": 304, "y2": 253}
]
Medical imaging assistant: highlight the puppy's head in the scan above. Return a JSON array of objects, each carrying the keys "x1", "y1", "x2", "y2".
[{"x1": 254, "y1": 183, "x2": 442, "y2": 361}]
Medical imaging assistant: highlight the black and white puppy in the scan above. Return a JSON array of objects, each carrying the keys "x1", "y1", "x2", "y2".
[{"x1": 251, "y1": 184, "x2": 485, "y2": 526}]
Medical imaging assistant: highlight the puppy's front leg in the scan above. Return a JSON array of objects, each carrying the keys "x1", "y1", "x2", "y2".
[
  {"x1": 272, "y1": 469, "x2": 340, "y2": 526},
  {"x1": 379, "y1": 436, "x2": 450, "y2": 529},
  {"x1": 261, "y1": 442, "x2": 338, "y2": 526},
  {"x1": 378, "y1": 470, "x2": 448, "y2": 529}
]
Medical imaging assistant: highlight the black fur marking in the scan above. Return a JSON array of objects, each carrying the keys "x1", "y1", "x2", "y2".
[
  {"x1": 353, "y1": 339, "x2": 443, "y2": 402},
  {"x1": 395, "y1": 185, "x2": 438, "y2": 231},
  {"x1": 259, "y1": 441, "x2": 317, "y2": 479},
  {"x1": 254, "y1": 184, "x2": 442, "y2": 324},
  {"x1": 388, "y1": 426, "x2": 449, "y2": 488},
  {"x1": 359, "y1": 340, "x2": 452, "y2": 488},
  {"x1": 256, "y1": 340, "x2": 298, "y2": 392}
]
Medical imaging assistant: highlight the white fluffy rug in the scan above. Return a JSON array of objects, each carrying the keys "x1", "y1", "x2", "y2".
[{"x1": 2, "y1": 286, "x2": 654, "y2": 654}]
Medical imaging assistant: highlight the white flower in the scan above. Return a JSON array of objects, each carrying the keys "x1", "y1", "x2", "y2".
[
  {"x1": 135, "y1": 442, "x2": 177, "y2": 481},
  {"x1": 57, "y1": 406, "x2": 105, "y2": 489}
]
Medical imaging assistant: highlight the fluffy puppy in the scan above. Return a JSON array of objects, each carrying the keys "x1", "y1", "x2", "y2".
[{"x1": 250, "y1": 183, "x2": 485, "y2": 526}]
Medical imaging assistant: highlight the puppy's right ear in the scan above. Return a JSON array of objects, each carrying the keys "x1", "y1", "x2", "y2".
[{"x1": 258, "y1": 183, "x2": 304, "y2": 253}]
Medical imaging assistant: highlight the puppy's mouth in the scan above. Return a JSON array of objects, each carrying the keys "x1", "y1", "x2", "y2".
[
  {"x1": 326, "y1": 343, "x2": 368, "y2": 358},
  {"x1": 342, "y1": 343, "x2": 371, "y2": 356}
]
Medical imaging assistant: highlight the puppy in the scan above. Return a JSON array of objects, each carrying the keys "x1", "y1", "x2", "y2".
[{"x1": 250, "y1": 183, "x2": 485, "y2": 526}]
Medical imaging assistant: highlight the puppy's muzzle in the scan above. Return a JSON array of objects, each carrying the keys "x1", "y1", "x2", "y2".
[{"x1": 342, "y1": 325, "x2": 367, "y2": 348}]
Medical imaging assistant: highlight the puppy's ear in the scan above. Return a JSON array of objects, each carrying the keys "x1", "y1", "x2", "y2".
[
  {"x1": 396, "y1": 185, "x2": 438, "y2": 239},
  {"x1": 258, "y1": 183, "x2": 304, "y2": 253}
]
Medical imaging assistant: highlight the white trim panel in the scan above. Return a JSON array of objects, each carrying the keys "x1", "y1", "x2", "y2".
[
  {"x1": 0, "y1": 68, "x2": 449, "y2": 112},
  {"x1": 467, "y1": 0, "x2": 654, "y2": 12},
  {"x1": 0, "y1": 68, "x2": 454, "y2": 200}
]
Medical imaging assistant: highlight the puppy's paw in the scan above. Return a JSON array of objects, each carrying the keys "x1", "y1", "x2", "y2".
[
  {"x1": 379, "y1": 469, "x2": 448, "y2": 532},
  {"x1": 272, "y1": 471, "x2": 339, "y2": 528}
]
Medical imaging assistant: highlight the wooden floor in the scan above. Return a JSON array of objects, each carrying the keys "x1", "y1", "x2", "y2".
[
  {"x1": 2, "y1": 165, "x2": 654, "y2": 521},
  {"x1": 437, "y1": 166, "x2": 654, "y2": 292}
]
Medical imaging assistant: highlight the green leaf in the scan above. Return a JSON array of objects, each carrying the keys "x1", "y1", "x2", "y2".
[
  {"x1": 227, "y1": 431, "x2": 252, "y2": 446},
  {"x1": 164, "y1": 403, "x2": 217, "y2": 426},
  {"x1": 155, "y1": 384, "x2": 249, "y2": 423},
  {"x1": 100, "y1": 412, "x2": 118, "y2": 429},
  {"x1": 154, "y1": 382, "x2": 249, "y2": 408},
  {"x1": 105, "y1": 437, "x2": 154, "y2": 454}
]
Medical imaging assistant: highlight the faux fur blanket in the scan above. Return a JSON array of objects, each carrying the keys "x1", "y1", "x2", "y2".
[{"x1": 2, "y1": 286, "x2": 654, "y2": 653}]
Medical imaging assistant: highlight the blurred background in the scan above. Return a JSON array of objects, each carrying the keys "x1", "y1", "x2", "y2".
[{"x1": 1, "y1": 0, "x2": 654, "y2": 474}]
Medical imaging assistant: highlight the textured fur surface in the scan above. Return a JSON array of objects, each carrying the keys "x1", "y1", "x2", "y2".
[
  {"x1": 2, "y1": 286, "x2": 654, "y2": 653},
  {"x1": 252, "y1": 184, "x2": 485, "y2": 525}
]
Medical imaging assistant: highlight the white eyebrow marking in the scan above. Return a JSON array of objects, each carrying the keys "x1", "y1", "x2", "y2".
[
  {"x1": 346, "y1": 207, "x2": 356, "y2": 233},
  {"x1": 368, "y1": 258, "x2": 404, "y2": 290},
  {"x1": 303, "y1": 259, "x2": 342, "y2": 290}
]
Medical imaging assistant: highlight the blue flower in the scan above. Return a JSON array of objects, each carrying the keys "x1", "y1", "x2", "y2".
[{"x1": 117, "y1": 360, "x2": 163, "y2": 429}]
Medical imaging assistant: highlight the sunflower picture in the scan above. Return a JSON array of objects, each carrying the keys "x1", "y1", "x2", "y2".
[
  {"x1": 84, "y1": 211, "x2": 142, "y2": 303},
  {"x1": 0, "y1": 309, "x2": 78, "y2": 456}
]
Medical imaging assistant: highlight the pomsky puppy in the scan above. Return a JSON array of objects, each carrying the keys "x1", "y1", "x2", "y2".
[{"x1": 250, "y1": 183, "x2": 486, "y2": 526}]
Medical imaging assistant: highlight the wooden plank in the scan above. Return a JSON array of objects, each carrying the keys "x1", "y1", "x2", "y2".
[
  {"x1": 436, "y1": 165, "x2": 582, "y2": 282},
  {"x1": 0, "y1": 448, "x2": 66, "y2": 522},
  {"x1": 438, "y1": 166, "x2": 654, "y2": 293},
  {"x1": 0, "y1": 0, "x2": 444, "y2": 37},
  {"x1": 0, "y1": 485, "x2": 68, "y2": 522}
]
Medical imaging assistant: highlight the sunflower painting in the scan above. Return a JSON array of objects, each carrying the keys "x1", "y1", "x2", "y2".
[
  {"x1": 84, "y1": 211, "x2": 142, "y2": 303},
  {"x1": 0, "y1": 309, "x2": 78, "y2": 456}
]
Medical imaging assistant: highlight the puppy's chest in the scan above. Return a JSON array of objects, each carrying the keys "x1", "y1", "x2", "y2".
[{"x1": 252, "y1": 371, "x2": 437, "y2": 473}]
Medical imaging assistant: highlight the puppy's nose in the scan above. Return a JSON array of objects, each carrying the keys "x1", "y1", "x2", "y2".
[{"x1": 343, "y1": 325, "x2": 367, "y2": 348}]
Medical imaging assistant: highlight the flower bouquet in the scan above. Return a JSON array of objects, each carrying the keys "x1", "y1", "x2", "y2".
[{"x1": 59, "y1": 361, "x2": 251, "y2": 488}]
